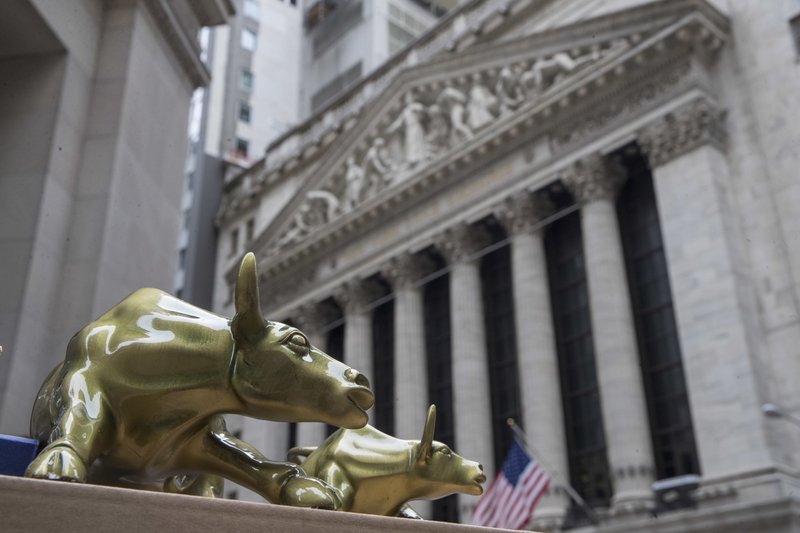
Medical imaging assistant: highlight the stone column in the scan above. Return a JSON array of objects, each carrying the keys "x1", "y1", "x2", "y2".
[
  {"x1": 639, "y1": 99, "x2": 775, "y2": 478},
  {"x1": 292, "y1": 301, "x2": 334, "y2": 448},
  {"x1": 383, "y1": 253, "x2": 435, "y2": 440},
  {"x1": 435, "y1": 222, "x2": 494, "y2": 520},
  {"x1": 334, "y1": 279, "x2": 381, "y2": 395},
  {"x1": 563, "y1": 155, "x2": 654, "y2": 512},
  {"x1": 383, "y1": 252, "x2": 435, "y2": 518},
  {"x1": 495, "y1": 193, "x2": 569, "y2": 529}
]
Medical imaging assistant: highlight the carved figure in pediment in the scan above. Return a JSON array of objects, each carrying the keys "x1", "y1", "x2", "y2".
[
  {"x1": 363, "y1": 137, "x2": 393, "y2": 197},
  {"x1": 522, "y1": 49, "x2": 602, "y2": 93},
  {"x1": 388, "y1": 92, "x2": 429, "y2": 168},
  {"x1": 425, "y1": 104, "x2": 450, "y2": 154},
  {"x1": 438, "y1": 83, "x2": 473, "y2": 144},
  {"x1": 467, "y1": 72, "x2": 497, "y2": 131},
  {"x1": 277, "y1": 190, "x2": 340, "y2": 248},
  {"x1": 496, "y1": 65, "x2": 525, "y2": 115},
  {"x1": 343, "y1": 156, "x2": 366, "y2": 212}
]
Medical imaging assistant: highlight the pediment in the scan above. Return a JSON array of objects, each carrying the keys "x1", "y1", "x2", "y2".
[{"x1": 249, "y1": 0, "x2": 728, "y2": 279}]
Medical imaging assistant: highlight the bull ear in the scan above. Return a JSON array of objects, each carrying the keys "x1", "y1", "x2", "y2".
[
  {"x1": 232, "y1": 253, "x2": 267, "y2": 344},
  {"x1": 416, "y1": 405, "x2": 436, "y2": 464}
]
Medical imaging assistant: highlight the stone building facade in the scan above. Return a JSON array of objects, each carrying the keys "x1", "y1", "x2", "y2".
[
  {"x1": 0, "y1": 0, "x2": 233, "y2": 435},
  {"x1": 214, "y1": 0, "x2": 800, "y2": 530}
]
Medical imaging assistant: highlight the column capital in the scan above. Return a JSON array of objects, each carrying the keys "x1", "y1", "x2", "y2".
[
  {"x1": 292, "y1": 301, "x2": 335, "y2": 334},
  {"x1": 434, "y1": 222, "x2": 491, "y2": 265},
  {"x1": 333, "y1": 278, "x2": 382, "y2": 315},
  {"x1": 639, "y1": 98, "x2": 727, "y2": 167},
  {"x1": 382, "y1": 252, "x2": 435, "y2": 290},
  {"x1": 561, "y1": 153, "x2": 626, "y2": 204},
  {"x1": 494, "y1": 192, "x2": 554, "y2": 236}
]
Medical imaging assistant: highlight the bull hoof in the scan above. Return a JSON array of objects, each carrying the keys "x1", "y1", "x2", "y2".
[
  {"x1": 281, "y1": 476, "x2": 342, "y2": 510},
  {"x1": 164, "y1": 474, "x2": 224, "y2": 498},
  {"x1": 25, "y1": 445, "x2": 87, "y2": 482}
]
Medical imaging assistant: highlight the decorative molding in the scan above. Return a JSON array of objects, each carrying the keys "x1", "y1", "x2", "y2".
[
  {"x1": 260, "y1": 41, "x2": 625, "y2": 256},
  {"x1": 494, "y1": 192, "x2": 554, "y2": 235},
  {"x1": 292, "y1": 301, "x2": 336, "y2": 334},
  {"x1": 220, "y1": 0, "x2": 731, "y2": 291},
  {"x1": 382, "y1": 253, "x2": 435, "y2": 290},
  {"x1": 434, "y1": 223, "x2": 492, "y2": 265},
  {"x1": 639, "y1": 97, "x2": 727, "y2": 167},
  {"x1": 561, "y1": 154, "x2": 627, "y2": 204},
  {"x1": 550, "y1": 59, "x2": 693, "y2": 151},
  {"x1": 332, "y1": 279, "x2": 383, "y2": 315}
]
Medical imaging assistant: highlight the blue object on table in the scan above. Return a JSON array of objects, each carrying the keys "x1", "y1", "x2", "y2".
[{"x1": 0, "y1": 435, "x2": 39, "y2": 476}]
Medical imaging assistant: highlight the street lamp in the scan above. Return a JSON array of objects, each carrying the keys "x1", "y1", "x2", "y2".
[{"x1": 761, "y1": 403, "x2": 800, "y2": 429}]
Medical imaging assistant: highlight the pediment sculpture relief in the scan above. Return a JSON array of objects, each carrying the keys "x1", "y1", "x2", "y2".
[{"x1": 266, "y1": 40, "x2": 628, "y2": 256}]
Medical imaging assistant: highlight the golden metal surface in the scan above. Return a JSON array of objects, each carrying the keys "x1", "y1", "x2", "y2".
[
  {"x1": 288, "y1": 405, "x2": 485, "y2": 518},
  {"x1": 25, "y1": 253, "x2": 374, "y2": 509}
]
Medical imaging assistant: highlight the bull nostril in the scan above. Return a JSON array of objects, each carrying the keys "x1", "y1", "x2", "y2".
[
  {"x1": 345, "y1": 368, "x2": 371, "y2": 388},
  {"x1": 478, "y1": 464, "x2": 484, "y2": 471},
  {"x1": 355, "y1": 373, "x2": 370, "y2": 388}
]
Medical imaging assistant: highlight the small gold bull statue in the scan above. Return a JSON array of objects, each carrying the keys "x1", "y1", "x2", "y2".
[
  {"x1": 25, "y1": 253, "x2": 374, "y2": 510},
  {"x1": 288, "y1": 405, "x2": 486, "y2": 518}
]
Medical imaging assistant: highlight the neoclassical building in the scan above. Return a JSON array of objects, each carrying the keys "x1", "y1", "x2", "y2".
[{"x1": 213, "y1": 0, "x2": 800, "y2": 530}]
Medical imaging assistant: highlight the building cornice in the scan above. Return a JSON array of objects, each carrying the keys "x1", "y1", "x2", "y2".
[
  {"x1": 221, "y1": 0, "x2": 728, "y2": 195},
  {"x1": 142, "y1": 0, "x2": 233, "y2": 88},
  {"x1": 219, "y1": 4, "x2": 731, "y2": 312}
]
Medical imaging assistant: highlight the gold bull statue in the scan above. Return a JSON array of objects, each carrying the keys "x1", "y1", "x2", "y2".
[
  {"x1": 25, "y1": 252, "x2": 374, "y2": 509},
  {"x1": 288, "y1": 405, "x2": 486, "y2": 518}
]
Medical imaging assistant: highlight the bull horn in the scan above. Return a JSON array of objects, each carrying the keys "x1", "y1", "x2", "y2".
[
  {"x1": 416, "y1": 405, "x2": 437, "y2": 464},
  {"x1": 232, "y1": 252, "x2": 267, "y2": 345}
]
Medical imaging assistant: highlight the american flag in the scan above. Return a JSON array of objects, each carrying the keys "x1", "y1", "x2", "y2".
[{"x1": 472, "y1": 437, "x2": 551, "y2": 529}]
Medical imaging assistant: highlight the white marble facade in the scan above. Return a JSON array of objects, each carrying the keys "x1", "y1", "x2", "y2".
[{"x1": 215, "y1": 0, "x2": 800, "y2": 530}]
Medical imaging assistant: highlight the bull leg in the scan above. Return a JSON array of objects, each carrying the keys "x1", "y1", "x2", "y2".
[
  {"x1": 181, "y1": 416, "x2": 342, "y2": 509},
  {"x1": 164, "y1": 473, "x2": 225, "y2": 498},
  {"x1": 26, "y1": 375, "x2": 111, "y2": 482}
]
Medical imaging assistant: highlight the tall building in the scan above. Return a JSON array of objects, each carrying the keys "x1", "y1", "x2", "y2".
[
  {"x1": 215, "y1": 0, "x2": 800, "y2": 530},
  {"x1": 174, "y1": 0, "x2": 454, "y2": 306},
  {"x1": 0, "y1": 0, "x2": 233, "y2": 436}
]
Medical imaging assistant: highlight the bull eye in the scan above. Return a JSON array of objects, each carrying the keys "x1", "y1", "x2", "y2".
[{"x1": 285, "y1": 332, "x2": 310, "y2": 356}]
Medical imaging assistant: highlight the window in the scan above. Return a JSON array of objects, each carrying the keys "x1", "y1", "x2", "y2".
[
  {"x1": 617, "y1": 150, "x2": 699, "y2": 480},
  {"x1": 240, "y1": 68, "x2": 254, "y2": 91},
  {"x1": 235, "y1": 138, "x2": 249, "y2": 158},
  {"x1": 310, "y1": 62, "x2": 362, "y2": 112},
  {"x1": 228, "y1": 228, "x2": 239, "y2": 257},
  {"x1": 791, "y1": 13, "x2": 800, "y2": 57},
  {"x1": 423, "y1": 266, "x2": 458, "y2": 523},
  {"x1": 325, "y1": 310, "x2": 345, "y2": 436},
  {"x1": 239, "y1": 102, "x2": 252, "y2": 124},
  {"x1": 243, "y1": 0, "x2": 260, "y2": 20},
  {"x1": 245, "y1": 218, "x2": 255, "y2": 242},
  {"x1": 287, "y1": 422, "x2": 297, "y2": 450},
  {"x1": 480, "y1": 230, "x2": 522, "y2": 471},
  {"x1": 240, "y1": 28, "x2": 257, "y2": 51},
  {"x1": 372, "y1": 299, "x2": 395, "y2": 434},
  {"x1": 387, "y1": 3, "x2": 429, "y2": 55},
  {"x1": 545, "y1": 211, "x2": 612, "y2": 520}
]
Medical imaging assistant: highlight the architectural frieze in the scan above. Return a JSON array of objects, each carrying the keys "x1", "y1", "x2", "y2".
[
  {"x1": 333, "y1": 279, "x2": 384, "y2": 315},
  {"x1": 434, "y1": 223, "x2": 492, "y2": 265},
  {"x1": 220, "y1": 2, "x2": 730, "y2": 301},
  {"x1": 494, "y1": 192, "x2": 554, "y2": 235},
  {"x1": 382, "y1": 253, "x2": 436, "y2": 290},
  {"x1": 561, "y1": 154, "x2": 627, "y2": 204},
  {"x1": 638, "y1": 97, "x2": 727, "y2": 167}
]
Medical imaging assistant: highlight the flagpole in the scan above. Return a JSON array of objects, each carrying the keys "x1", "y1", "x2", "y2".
[{"x1": 506, "y1": 418, "x2": 599, "y2": 526}]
